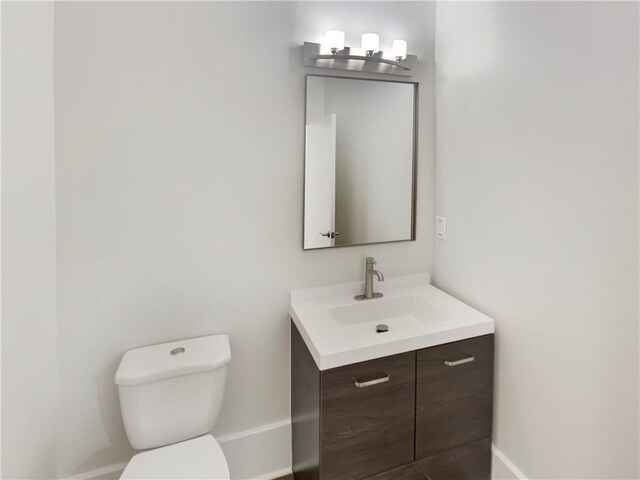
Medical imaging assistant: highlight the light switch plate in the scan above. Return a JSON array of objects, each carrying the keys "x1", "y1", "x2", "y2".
[{"x1": 436, "y1": 216, "x2": 447, "y2": 240}]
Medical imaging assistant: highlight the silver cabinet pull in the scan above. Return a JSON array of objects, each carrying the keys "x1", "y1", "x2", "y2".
[
  {"x1": 354, "y1": 372, "x2": 390, "y2": 388},
  {"x1": 320, "y1": 231, "x2": 331, "y2": 237},
  {"x1": 444, "y1": 356, "x2": 475, "y2": 367}
]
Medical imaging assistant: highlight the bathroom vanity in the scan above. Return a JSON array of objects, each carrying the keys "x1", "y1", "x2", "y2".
[{"x1": 289, "y1": 273, "x2": 495, "y2": 480}]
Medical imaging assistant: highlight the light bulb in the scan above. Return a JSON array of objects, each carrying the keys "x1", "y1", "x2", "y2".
[
  {"x1": 326, "y1": 30, "x2": 345, "y2": 54},
  {"x1": 392, "y1": 39, "x2": 407, "y2": 61},
  {"x1": 361, "y1": 33, "x2": 379, "y2": 57}
]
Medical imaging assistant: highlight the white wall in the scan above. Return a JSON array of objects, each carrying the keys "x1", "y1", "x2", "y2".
[
  {"x1": 434, "y1": 2, "x2": 639, "y2": 479},
  {"x1": 1, "y1": 2, "x2": 58, "y2": 478},
  {"x1": 53, "y1": 2, "x2": 435, "y2": 478}
]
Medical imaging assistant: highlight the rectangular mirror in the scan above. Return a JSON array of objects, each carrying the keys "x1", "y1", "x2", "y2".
[{"x1": 304, "y1": 75, "x2": 418, "y2": 250}]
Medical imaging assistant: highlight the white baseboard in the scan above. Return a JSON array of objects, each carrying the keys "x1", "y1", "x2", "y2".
[
  {"x1": 70, "y1": 425, "x2": 521, "y2": 480},
  {"x1": 218, "y1": 419, "x2": 291, "y2": 480},
  {"x1": 492, "y1": 445, "x2": 527, "y2": 480},
  {"x1": 66, "y1": 462, "x2": 127, "y2": 480},
  {"x1": 71, "y1": 419, "x2": 292, "y2": 480}
]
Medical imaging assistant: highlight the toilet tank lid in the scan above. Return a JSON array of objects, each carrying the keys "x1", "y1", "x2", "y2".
[{"x1": 115, "y1": 334, "x2": 230, "y2": 386}]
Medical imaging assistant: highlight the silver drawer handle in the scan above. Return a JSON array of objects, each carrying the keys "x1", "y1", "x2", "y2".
[
  {"x1": 354, "y1": 373, "x2": 390, "y2": 388},
  {"x1": 444, "y1": 356, "x2": 475, "y2": 367}
]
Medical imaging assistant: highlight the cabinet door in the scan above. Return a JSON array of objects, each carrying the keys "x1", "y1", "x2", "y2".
[
  {"x1": 415, "y1": 335, "x2": 494, "y2": 459},
  {"x1": 320, "y1": 352, "x2": 415, "y2": 480}
]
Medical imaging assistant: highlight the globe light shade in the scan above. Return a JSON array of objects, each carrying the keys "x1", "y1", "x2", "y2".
[
  {"x1": 361, "y1": 33, "x2": 380, "y2": 56},
  {"x1": 392, "y1": 39, "x2": 407, "y2": 60},
  {"x1": 326, "y1": 30, "x2": 345, "y2": 53}
]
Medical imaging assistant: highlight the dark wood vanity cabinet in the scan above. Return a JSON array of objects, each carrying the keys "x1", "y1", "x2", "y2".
[{"x1": 292, "y1": 321, "x2": 494, "y2": 480}]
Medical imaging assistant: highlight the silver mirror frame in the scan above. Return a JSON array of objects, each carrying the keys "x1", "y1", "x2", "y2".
[{"x1": 302, "y1": 74, "x2": 419, "y2": 251}]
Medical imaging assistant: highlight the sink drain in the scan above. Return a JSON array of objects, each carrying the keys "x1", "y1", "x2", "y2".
[{"x1": 376, "y1": 324, "x2": 389, "y2": 333}]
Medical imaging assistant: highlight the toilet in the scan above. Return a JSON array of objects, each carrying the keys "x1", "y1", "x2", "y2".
[{"x1": 114, "y1": 334, "x2": 231, "y2": 479}]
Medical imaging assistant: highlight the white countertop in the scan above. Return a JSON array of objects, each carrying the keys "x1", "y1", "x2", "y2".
[{"x1": 289, "y1": 273, "x2": 495, "y2": 370}]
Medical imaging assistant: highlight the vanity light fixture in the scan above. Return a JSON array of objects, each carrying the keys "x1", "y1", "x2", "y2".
[{"x1": 303, "y1": 31, "x2": 417, "y2": 77}]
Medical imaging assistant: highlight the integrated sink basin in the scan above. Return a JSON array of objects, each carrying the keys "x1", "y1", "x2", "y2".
[
  {"x1": 290, "y1": 273, "x2": 495, "y2": 370},
  {"x1": 330, "y1": 295, "x2": 448, "y2": 333}
]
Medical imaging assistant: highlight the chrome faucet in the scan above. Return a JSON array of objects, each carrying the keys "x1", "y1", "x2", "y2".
[{"x1": 355, "y1": 257, "x2": 384, "y2": 300}]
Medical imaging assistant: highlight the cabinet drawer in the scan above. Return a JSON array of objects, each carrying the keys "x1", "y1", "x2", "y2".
[
  {"x1": 320, "y1": 351, "x2": 416, "y2": 480},
  {"x1": 415, "y1": 335, "x2": 494, "y2": 459}
]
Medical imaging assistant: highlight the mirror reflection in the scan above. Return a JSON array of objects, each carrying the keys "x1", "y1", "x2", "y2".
[{"x1": 304, "y1": 75, "x2": 417, "y2": 250}]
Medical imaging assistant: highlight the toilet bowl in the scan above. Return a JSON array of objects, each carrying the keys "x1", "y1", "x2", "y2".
[{"x1": 115, "y1": 335, "x2": 231, "y2": 479}]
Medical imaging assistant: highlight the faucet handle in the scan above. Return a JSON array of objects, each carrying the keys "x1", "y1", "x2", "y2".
[{"x1": 366, "y1": 257, "x2": 377, "y2": 265}]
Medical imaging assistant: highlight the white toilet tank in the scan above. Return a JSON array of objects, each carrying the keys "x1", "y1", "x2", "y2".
[{"x1": 115, "y1": 334, "x2": 230, "y2": 450}]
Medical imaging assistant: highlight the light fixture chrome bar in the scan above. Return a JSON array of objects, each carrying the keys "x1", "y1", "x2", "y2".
[
  {"x1": 310, "y1": 53, "x2": 410, "y2": 70},
  {"x1": 302, "y1": 42, "x2": 417, "y2": 77}
]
